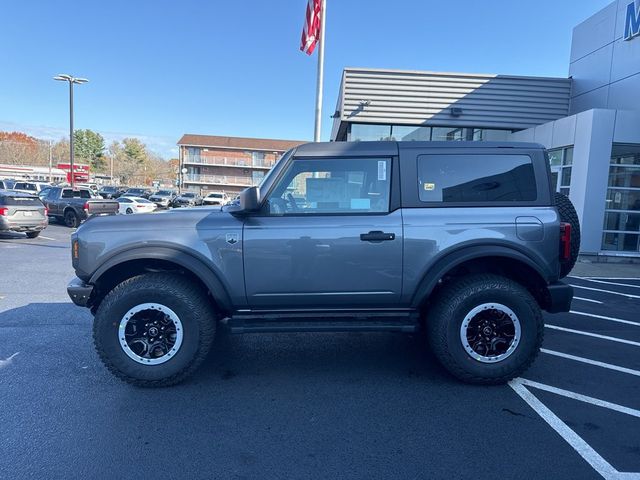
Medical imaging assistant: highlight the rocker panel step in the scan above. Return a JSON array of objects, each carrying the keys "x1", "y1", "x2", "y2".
[{"x1": 223, "y1": 311, "x2": 419, "y2": 334}]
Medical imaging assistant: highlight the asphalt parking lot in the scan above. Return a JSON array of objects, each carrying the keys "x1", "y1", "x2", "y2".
[{"x1": 1, "y1": 223, "x2": 639, "y2": 479}]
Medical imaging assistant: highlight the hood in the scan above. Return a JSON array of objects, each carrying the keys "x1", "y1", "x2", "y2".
[{"x1": 78, "y1": 206, "x2": 225, "y2": 233}]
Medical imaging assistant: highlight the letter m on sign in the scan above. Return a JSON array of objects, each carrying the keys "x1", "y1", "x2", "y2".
[{"x1": 625, "y1": 0, "x2": 640, "y2": 40}]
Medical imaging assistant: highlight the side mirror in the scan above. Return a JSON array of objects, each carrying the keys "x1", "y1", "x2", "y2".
[{"x1": 229, "y1": 186, "x2": 260, "y2": 215}]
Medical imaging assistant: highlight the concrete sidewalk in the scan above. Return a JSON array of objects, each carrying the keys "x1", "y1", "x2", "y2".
[{"x1": 571, "y1": 260, "x2": 640, "y2": 278}]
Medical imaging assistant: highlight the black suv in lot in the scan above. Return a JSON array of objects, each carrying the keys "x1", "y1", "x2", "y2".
[{"x1": 68, "y1": 141, "x2": 579, "y2": 387}]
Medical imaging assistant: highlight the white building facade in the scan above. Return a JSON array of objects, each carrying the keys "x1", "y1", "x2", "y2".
[{"x1": 331, "y1": 0, "x2": 640, "y2": 258}]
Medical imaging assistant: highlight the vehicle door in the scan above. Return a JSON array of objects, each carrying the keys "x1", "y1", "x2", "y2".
[
  {"x1": 243, "y1": 156, "x2": 403, "y2": 309},
  {"x1": 42, "y1": 187, "x2": 62, "y2": 215}
]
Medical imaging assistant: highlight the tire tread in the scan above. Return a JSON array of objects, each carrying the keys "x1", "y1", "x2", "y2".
[
  {"x1": 427, "y1": 274, "x2": 543, "y2": 385},
  {"x1": 93, "y1": 272, "x2": 216, "y2": 387}
]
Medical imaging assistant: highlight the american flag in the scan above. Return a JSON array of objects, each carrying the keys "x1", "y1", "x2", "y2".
[{"x1": 300, "y1": 0, "x2": 322, "y2": 55}]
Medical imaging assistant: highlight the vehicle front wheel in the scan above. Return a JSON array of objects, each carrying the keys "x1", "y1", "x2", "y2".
[
  {"x1": 26, "y1": 231, "x2": 40, "y2": 238},
  {"x1": 93, "y1": 273, "x2": 216, "y2": 387},
  {"x1": 426, "y1": 274, "x2": 543, "y2": 385},
  {"x1": 64, "y1": 210, "x2": 79, "y2": 228}
]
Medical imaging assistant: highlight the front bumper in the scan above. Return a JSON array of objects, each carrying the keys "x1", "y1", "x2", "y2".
[
  {"x1": 67, "y1": 277, "x2": 94, "y2": 307},
  {"x1": 545, "y1": 281, "x2": 573, "y2": 313}
]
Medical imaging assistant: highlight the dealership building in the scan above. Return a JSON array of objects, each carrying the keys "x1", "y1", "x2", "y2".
[{"x1": 330, "y1": 0, "x2": 640, "y2": 258}]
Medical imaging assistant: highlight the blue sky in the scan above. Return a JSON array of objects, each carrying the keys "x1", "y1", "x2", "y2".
[{"x1": 0, "y1": 0, "x2": 612, "y2": 158}]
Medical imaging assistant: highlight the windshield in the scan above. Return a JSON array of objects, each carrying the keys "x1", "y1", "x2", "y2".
[
  {"x1": 127, "y1": 189, "x2": 144, "y2": 194},
  {"x1": 207, "y1": 193, "x2": 223, "y2": 198},
  {"x1": 157, "y1": 190, "x2": 173, "y2": 195},
  {"x1": 102, "y1": 186, "x2": 117, "y2": 192},
  {"x1": 183, "y1": 193, "x2": 195, "y2": 197}
]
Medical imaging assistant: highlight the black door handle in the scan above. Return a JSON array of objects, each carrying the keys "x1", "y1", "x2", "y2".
[{"x1": 360, "y1": 231, "x2": 396, "y2": 242}]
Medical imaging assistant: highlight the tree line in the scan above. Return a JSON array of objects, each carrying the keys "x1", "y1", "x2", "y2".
[{"x1": 0, "y1": 130, "x2": 177, "y2": 186}]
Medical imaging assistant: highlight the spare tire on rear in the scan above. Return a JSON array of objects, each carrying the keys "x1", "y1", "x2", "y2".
[{"x1": 555, "y1": 192, "x2": 580, "y2": 278}]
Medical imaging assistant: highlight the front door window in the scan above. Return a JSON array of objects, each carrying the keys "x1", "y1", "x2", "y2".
[{"x1": 264, "y1": 158, "x2": 391, "y2": 215}]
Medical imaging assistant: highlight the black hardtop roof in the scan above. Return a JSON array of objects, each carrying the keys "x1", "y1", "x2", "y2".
[{"x1": 293, "y1": 141, "x2": 545, "y2": 157}]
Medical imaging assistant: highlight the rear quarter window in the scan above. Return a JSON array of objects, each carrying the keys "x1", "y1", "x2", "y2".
[{"x1": 417, "y1": 154, "x2": 537, "y2": 203}]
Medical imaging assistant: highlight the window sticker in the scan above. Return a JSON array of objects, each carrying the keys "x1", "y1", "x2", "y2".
[
  {"x1": 350, "y1": 198, "x2": 371, "y2": 209},
  {"x1": 424, "y1": 183, "x2": 435, "y2": 191},
  {"x1": 378, "y1": 161, "x2": 387, "y2": 181}
]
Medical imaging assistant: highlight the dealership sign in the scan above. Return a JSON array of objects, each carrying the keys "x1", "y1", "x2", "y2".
[{"x1": 625, "y1": 0, "x2": 640, "y2": 40}]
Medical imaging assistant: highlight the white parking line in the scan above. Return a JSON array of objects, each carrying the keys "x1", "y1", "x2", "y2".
[
  {"x1": 570, "y1": 284, "x2": 640, "y2": 300},
  {"x1": 573, "y1": 277, "x2": 640, "y2": 290},
  {"x1": 509, "y1": 379, "x2": 626, "y2": 480},
  {"x1": 573, "y1": 297, "x2": 603, "y2": 304},
  {"x1": 37, "y1": 236, "x2": 56, "y2": 241},
  {"x1": 546, "y1": 324, "x2": 640, "y2": 347},
  {"x1": 518, "y1": 378, "x2": 640, "y2": 419},
  {"x1": 541, "y1": 348, "x2": 640, "y2": 377},
  {"x1": 574, "y1": 276, "x2": 640, "y2": 281},
  {"x1": 570, "y1": 310, "x2": 640, "y2": 327}
]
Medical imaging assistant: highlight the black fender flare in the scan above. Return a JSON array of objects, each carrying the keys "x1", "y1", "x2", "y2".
[
  {"x1": 410, "y1": 244, "x2": 551, "y2": 308},
  {"x1": 89, "y1": 246, "x2": 234, "y2": 312}
]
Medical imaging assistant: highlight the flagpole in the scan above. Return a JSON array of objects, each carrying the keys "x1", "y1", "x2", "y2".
[{"x1": 313, "y1": 0, "x2": 326, "y2": 142}]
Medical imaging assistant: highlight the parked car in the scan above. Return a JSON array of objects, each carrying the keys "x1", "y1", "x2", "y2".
[
  {"x1": 124, "y1": 188, "x2": 152, "y2": 199},
  {"x1": 12, "y1": 181, "x2": 50, "y2": 195},
  {"x1": 40, "y1": 186, "x2": 119, "y2": 227},
  {"x1": 98, "y1": 186, "x2": 123, "y2": 199},
  {"x1": 68, "y1": 141, "x2": 580, "y2": 387},
  {"x1": 148, "y1": 189, "x2": 177, "y2": 209},
  {"x1": 202, "y1": 191, "x2": 229, "y2": 206},
  {"x1": 0, "y1": 179, "x2": 16, "y2": 190},
  {"x1": 171, "y1": 191, "x2": 203, "y2": 207},
  {"x1": 117, "y1": 196, "x2": 157, "y2": 215},
  {"x1": 0, "y1": 190, "x2": 48, "y2": 238}
]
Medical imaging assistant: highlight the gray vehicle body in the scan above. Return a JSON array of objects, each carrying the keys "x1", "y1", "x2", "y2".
[
  {"x1": 68, "y1": 141, "x2": 572, "y2": 321},
  {"x1": 41, "y1": 187, "x2": 119, "y2": 225},
  {"x1": 0, "y1": 190, "x2": 48, "y2": 234},
  {"x1": 149, "y1": 190, "x2": 177, "y2": 208}
]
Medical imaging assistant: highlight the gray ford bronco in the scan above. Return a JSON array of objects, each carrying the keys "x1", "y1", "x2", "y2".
[{"x1": 68, "y1": 141, "x2": 578, "y2": 387}]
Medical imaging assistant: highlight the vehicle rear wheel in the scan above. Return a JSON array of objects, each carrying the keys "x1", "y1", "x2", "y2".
[
  {"x1": 555, "y1": 192, "x2": 580, "y2": 278},
  {"x1": 125, "y1": 208, "x2": 133, "y2": 214},
  {"x1": 426, "y1": 274, "x2": 543, "y2": 385},
  {"x1": 64, "y1": 210, "x2": 79, "y2": 228},
  {"x1": 26, "y1": 231, "x2": 40, "y2": 238},
  {"x1": 93, "y1": 272, "x2": 216, "y2": 387}
]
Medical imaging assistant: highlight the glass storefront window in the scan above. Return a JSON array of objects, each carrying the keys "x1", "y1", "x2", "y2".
[
  {"x1": 547, "y1": 146, "x2": 573, "y2": 194},
  {"x1": 346, "y1": 123, "x2": 511, "y2": 143},
  {"x1": 349, "y1": 124, "x2": 392, "y2": 141},
  {"x1": 390, "y1": 125, "x2": 431, "y2": 141},
  {"x1": 602, "y1": 144, "x2": 640, "y2": 253}
]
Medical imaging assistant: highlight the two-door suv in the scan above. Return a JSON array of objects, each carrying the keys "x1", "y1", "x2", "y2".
[{"x1": 68, "y1": 141, "x2": 579, "y2": 387}]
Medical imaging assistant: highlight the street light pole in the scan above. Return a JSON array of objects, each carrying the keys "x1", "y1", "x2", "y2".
[
  {"x1": 69, "y1": 79, "x2": 74, "y2": 189},
  {"x1": 54, "y1": 74, "x2": 88, "y2": 189}
]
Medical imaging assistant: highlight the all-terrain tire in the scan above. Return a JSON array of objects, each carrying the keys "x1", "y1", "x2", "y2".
[
  {"x1": 427, "y1": 274, "x2": 543, "y2": 385},
  {"x1": 555, "y1": 192, "x2": 580, "y2": 278},
  {"x1": 93, "y1": 272, "x2": 216, "y2": 387}
]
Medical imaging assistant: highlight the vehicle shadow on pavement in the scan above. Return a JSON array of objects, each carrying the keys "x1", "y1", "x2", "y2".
[{"x1": 194, "y1": 329, "x2": 456, "y2": 386}]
